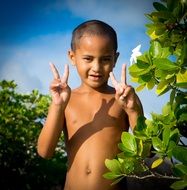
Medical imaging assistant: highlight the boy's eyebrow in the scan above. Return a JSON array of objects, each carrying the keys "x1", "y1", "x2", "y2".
[{"x1": 82, "y1": 55, "x2": 113, "y2": 57}]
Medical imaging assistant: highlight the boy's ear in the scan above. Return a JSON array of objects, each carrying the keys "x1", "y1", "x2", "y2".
[
  {"x1": 68, "y1": 50, "x2": 76, "y2": 66},
  {"x1": 113, "y1": 52, "x2": 120, "y2": 68}
]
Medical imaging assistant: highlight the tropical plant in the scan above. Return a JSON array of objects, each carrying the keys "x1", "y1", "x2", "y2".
[
  {"x1": 0, "y1": 80, "x2": 67, "y2": 190},
  {"x1": 104, "y1": 0, "x2": 187, "y2": 189}
]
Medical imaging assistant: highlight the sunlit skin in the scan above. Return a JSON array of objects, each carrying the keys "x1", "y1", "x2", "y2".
[{"x1": 37, "y1": 34, "x2": 143, "y2": 190}]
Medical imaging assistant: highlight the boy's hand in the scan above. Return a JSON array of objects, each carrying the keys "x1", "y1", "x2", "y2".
[
  {"x1": 110, "y1": 64, "x2": 141, "y2": 114},
  {"x1": 50, "y1": 63, "x2": 71, "y2": 106}
]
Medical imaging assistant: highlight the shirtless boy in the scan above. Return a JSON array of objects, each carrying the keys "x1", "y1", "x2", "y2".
[{"x1": 37, "y1": 20, "x2": 143, "y2": 190}]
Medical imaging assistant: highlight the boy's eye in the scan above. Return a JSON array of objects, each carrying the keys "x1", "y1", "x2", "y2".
[
  {"x1": 83, "y1": 57, "x2": 92, "y2": 62},
  {"x1": 102, "y1": 57, "x2": 112, "y2": 62}
]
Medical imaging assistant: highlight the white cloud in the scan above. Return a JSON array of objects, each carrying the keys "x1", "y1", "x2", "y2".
[
  {"x1": 0, "y1": 32, "x2": 80, "y2": 93},
  {"x1": 65, "y1": 0, "x2": 155, "y2": 29}
]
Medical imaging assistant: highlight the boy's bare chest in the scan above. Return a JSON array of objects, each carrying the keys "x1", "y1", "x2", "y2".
[{"x1": 65, "y1": 94, "x2": 127, "y2": 139}]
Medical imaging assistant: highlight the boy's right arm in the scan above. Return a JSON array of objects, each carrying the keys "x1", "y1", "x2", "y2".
[{"x1": 37, "y1": 64, "x2": 71, "y2": 158}]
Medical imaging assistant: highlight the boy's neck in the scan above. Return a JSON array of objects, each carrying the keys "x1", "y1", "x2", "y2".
[{"x1": 77, "y1": 83, "x2": 114, "y2": 94}]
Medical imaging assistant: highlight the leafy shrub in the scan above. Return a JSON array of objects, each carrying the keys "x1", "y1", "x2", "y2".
[
  {"x1": 104, "y1": 0, "x2": 187, "y2": 189},
  {"x1": 0, "y1": 80, "x2": 67, "y2": 190}
]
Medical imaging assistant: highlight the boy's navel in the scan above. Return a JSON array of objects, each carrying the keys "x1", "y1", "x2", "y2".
[{"x1": 86, "y1": 167, "x2": 92, "y2": 175}]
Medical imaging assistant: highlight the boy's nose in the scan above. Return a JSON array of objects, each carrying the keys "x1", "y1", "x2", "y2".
[{"x1": 92, "y1": 60, "x2": 101, "y2": 72}]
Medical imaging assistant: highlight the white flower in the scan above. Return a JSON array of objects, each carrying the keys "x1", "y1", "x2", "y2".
[{"x1": 130, "y1": 44, "x2": 142, "y2": 65}]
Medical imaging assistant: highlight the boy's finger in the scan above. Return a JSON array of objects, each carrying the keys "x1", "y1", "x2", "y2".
[
  {"x1": 61, "y1": 64, "x2": 69, "y2": 84},
  {"x1": 109, "y1": 72, "x2": 118, "y2": 88},
  {"x1": 121, "y1": 64, "x2": 127, "y2": 85},
  {"x1": 50, "y1": 62, "x2": 60, "y2": 79}
]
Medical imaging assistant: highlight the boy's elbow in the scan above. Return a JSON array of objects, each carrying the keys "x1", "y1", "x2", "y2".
[{"x1": 37, "y1": 146, "x2": 53, "y2": 159}]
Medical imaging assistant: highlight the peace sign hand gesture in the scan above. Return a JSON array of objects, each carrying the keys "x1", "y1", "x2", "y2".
[
  {"x1": 49, "y1": 63, "x2": 71, "y2": 107},
  {"x1": 110, "y1": 64, "x2": 142, "y2": 115}
]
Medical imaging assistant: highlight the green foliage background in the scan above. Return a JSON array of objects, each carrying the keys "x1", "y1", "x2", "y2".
[
  {"x1": 0, "y1": 80, "x2": 67, "y2": 190},
  {"x1": 104, "y1": 0, "x2": 187, "y2": 189}
]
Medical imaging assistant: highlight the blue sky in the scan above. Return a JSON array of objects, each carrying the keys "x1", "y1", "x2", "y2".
[{"x1": 0, "y1": 0, "x2": 169, "y2": 117}]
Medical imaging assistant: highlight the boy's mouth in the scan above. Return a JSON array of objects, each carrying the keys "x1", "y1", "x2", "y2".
[{"x1": 89, "y1": 74, "x2": 102, "y2": 81}]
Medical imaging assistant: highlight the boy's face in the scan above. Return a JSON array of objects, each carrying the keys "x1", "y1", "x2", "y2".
[{"x1": 69, "y1": 34, "x2": 119, "y2": 89}]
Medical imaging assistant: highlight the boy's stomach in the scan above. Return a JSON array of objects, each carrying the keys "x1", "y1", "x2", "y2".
[{"x1": 64, "y1": 132, "x2": 123, "y2": 190}]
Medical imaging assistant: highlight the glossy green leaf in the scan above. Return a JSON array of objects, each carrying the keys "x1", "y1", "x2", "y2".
[
  {"x1": 167, "y1": 0, "x2": 179, "y2": 11},
  {"x1": 121, "y1": 132, "x2": 137, "y2": 154},
  {"x1": 170, "y1": 128, "x2": 180, "y2": 143},
  {"x1": 152, "y1": 137, "x2": 163, "y2": 152},
  {"x1": 160, "y1": 47, "x2": 171, "y2": 58},
  {"x1": 157, "y1": 80, "x2": 169, "y2": 91},
  {"x1": 162, "y1": 103, "x2": 172, "y2": 115},
  {"x1": 170, "y1": 89, "x2": 176, "y2": 104},
  {"x1": 149, "y1": 41, "x2": 162, "y2": 58},
  {"x1": 151, "y1": 11, "x2": 173, "y2": 20},
  {"x1": 111, "y1": 176, "x2": 125, "y2": 186},
  {"x1": 136, "y1": 84, "x2": 146, "y2": 92},
  {"x1": 175, "y1": 82, "x2": 187, "y2": 89},
  {"x1": 121, "y1": 159, "x2": 134, "y2": 174},
  {"x1": 104, "y1": 159, "x2": 121, "y2": 174},
  {"x1": 129, "y1": 61, "x2": 150, "y2": 78},
  {"x1": 167, "y1": 141, "x2": 177, "y2": 158},
  {"x1": 103, "y1": 172, "x2": 122, "y2": 180},
  {"x1": 146, "y1": 78, "x2": 155, "y2": 90},
  {"x1": 156, "y1": 84, "x2": 170, "y2": 95},
  {"x1": 177, "y1": 71, "x2": 187, "y2": 82},
  {"x1": 153, "y1": 58, "x2": 179, "y2": 71},
  {"x1": 156, "y1": 86, "x2": 170, "y2": 96},
  {"x1": 181, "y1": 39, "x2": 187, "y2": 65},
  {"x1": 153, "y1": 2, "x2": 168, "y2": 11},
  {"x1": 173, "y1": 146, "x2": 187, "y2": 164},
  {"x1": 163, "y1": 126, "x2": 170, "y2": 147},
  {"x1": 170, "y1": 179, "x2": 187, "y2": 190},
  {"x1": 174, "y1": 164, "x2": 187, "y2": 176}
]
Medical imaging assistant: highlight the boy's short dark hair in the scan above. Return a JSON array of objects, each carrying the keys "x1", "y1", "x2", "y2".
[{"x1": 71, "y1": 20, "x2": 118, "y2": 52}]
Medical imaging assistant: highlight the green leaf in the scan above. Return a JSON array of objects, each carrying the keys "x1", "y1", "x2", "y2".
[
  {"x1": 152, "y1": 137, "x2": 163, "y2": 152},
  {"x1": 153, "y1": 2, "x2": 168, "y2": 11},
  {"x1": 170, "y1": 89, "x2": 176, "y2": 105},
  {"x1": 121, "y1": 132, "x2": 137, "y2": 155},
  {"x1": 103, "y1": 172, "x2": 122, "y2": 180},
  {"x1": 162, "y1": 103, "x2": 172, "y2": 115},
  {"x1": 153, "y1": 58, "x2": 179, "y2": 71},
  {"x1": 149, "y1": 41, "x2": 162, "y2": 58},
  {"x1": 156, "y1": 86, "x2": 170, "y2": 96},
  {"x1": 173, "y1": 146, "x2": 187, "y2": 165},
  {"x1": 167, "y1": 141, "x2": 177, "y2": 158},
  {"x1": 161, "y1": 47, "x2": 171, "y2": 58},
  {"x1": 151, "y1": 158, "x2": 164, "y2": 169},
  {"x1": 181, "y1": 39, "x2": 187, "y2": 66},
  {"x1": 163, "y1": 126, "x2": 170, "y2": 147},
  {"x1": 156, "y1": 85, "x2": 170, "y2": 96},
  {"x1": 136, "y1": 84, "x2": 146, "y2": 92},
  {"x1": 129, "y1": 64, "x2": 150, "y2": 78},
  {"x1": 157, "y1": 80, "x2": 169, "y2": 91},
  {"x1": 179, "y1": 113, "x2": 187, "y2": 122},
  {"x1": 151, "y1": 11, "x2": 173, "y2": 20},
  {"x1": 111, "y1": 176, "x2": 125, "y2": 186},
  {"x1": 121, "y1": 159, "x2": 135, "y2": 174},
  {"x1": 118, "y1": 143, "x2": 126, "y2": 152},
  {"x1": 167, "y1": 0, "x2": 179, "y2": 11},
  {"x1": 146, "y1": 78, "x2": 155, "y2": 90},
  {"x1": 170, "y1": 179, "x2": 187, "y2": 190},
  {"x1": 174, "y1": 164, "x2": 187, "y2": 176},
  {"x1": 104, "y1": 159, "x2": 121, "y2": 174},
  {"x1": 170, "y1": 128, "x2": 180, "y2": 143},
  {"x1": 175, "y1": 82, "x2": 187, "y2": 89}
]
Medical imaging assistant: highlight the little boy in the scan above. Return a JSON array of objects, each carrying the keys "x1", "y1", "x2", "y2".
[{"x1": 37, "y1": 20, "x2": 143, "y2": 190}]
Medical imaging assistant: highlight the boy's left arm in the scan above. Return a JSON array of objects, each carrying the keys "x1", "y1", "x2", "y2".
[{"x1": 110, "y1": 64, "x2": 143, "y2": 129}]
